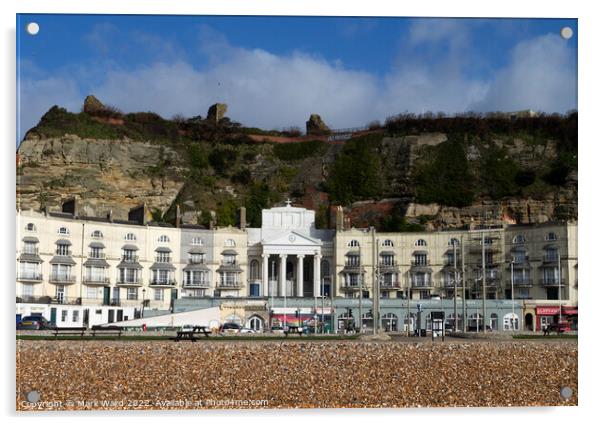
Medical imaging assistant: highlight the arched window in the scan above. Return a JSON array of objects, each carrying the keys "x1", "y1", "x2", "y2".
[
  {"x1": 415, "y1": 239, "x2": 427, "y2": 247},
  {"x1": 191, "y1": 236, "x2": 203, "y2": 246},
  {"x1": 247, "y1": 315, "x2": 264, "y2": 331},
  {"x1": 448, "y1": 238, "x2": 460, "y2": 247},
  {"x1": 125, "y1": 233, "x2": 136, "y2": 241},
  {"x1": 348, "y1": 240, "x2": 360, "y2": 248},
  {"x1": 57, "y1": 227, "x2": 69, "y2": 235},
  {"x1": 545, "y1": 232, "x2": 558, "y2": 241},
  {"x1": 249, "y1": 260, "x2": 261, "y2": 280},
  {"x1": 158, "y1": 235, "x2": 170, "y2": 243},
  {"x1": 25, "y1": 223, "x2": 36, "y2": 232},
  {"x1": 91, "y1": 230, "x2": 103, "y2": 239},
  {"x1": 512, "y1": 234, "x2": 526, "y2": 244},
  {"x1": 225, "y1": 239, "x2": 236, "y2": 247},
  {"x1": 321, "y1": 260, "x2": 330, "y2": 278},
  {"x1": 382, "y1": 239, "x2": 394, "y2": 247}
]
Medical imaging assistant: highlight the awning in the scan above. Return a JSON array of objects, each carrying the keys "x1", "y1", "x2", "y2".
[
  {"x1": 188, "y1": 247, "x2": 205, "y2": 255},
  {"x1": 89, "y1": 242, "x2": 105, "y2": 249},
  {"x1": 155, "y1": 246, "x2": 172, "y2": 253},
  {"x1": 83, "y1": 258, "x2": 110, "y2": 268},
  {"x1": 562, "y1": 307, "x2": 578, "y2": 315},
  {"x1": 22, "y1": 236, "x2": 39, "y2": 243},
  {"x1": 50, "y1": 256, "x2": 76, "y2": 265},
  {"x1": 221, "y1": 249, "x2": 238, "y2": 256},
  {"x1": 413, "y1": 250, "x2": 428, "y2": 255},
  {"x1": 122, "y1": 244, "x2": 139, "y2": 251},
  {"x1": 56, "y1": 239, "x2": 72, "y2": 246},
  {"x1": 380, "y1": 250, "x2": 395, "y2": 256},
  {"x1": 536, "y1": 306, "x2": 560, "y2": 315},
  {"x1": 346, "y1": 251, "x2": 360, "y2": 257},
  {"x1": 150, "y1": 262, "x2": 176, "y2": 271}
]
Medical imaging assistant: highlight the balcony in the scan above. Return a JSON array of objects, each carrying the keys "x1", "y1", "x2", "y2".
[
  {"x1": 183, "y1": 279, "x2": 210, "y2": 288},
  {"x1": 55, "y1": 250, "x2": 73, "y2": 257},
  {"x1": 17, "y1": 273, "x2": 43, "y2": 282},
  {"x1": 22, "y1": 248, "x2": 39, "y2": 255},
  {"x1": 150, "y1": 279, "x2": 177, "y2": 287},
  {"x1": 82, "y1": 276, "x2": 110, "y2": 285},
  {"x1": 49, "y1": 274, "x2": 76, "y2": 284},
  {"x1": 411, "y1": 281, "x2": 434, "y2": 288},
  {"x1": 217, "y1": 281, "x2": 243, "y2": 289},
  {"x1": 88, "y1": 252, "x2": 106, "y2": 259},
  {"x1": 221, "y1": 260, "x2": 238, "y2": 266},
  {"x1": 155, "y1": 256, "x2": 172, "y2": 263},
  {"x1": 379, "y1": 281, "x2": 401, "y2": 290},
  {"x1": 542, "y1": 255, "x2": 560, "y2": 264},
  {"x1": 17, "y1": 295, "x2": 82, "y2": 305},
  {"x1": 121, "y1": 255, "x2": 139, "y2": 263},
  {"x1": 116, "y1": 278, "x2": 143, "y2": 286},
  {"x1": 506, "y1": 278, "x2": 533, "y2": 287},
  {"x1": 540, "y1": 278, "x2": 566, "y2": 287},
  {"x1": 340, "y1": 282, "x2": 362, "y2": 291}
]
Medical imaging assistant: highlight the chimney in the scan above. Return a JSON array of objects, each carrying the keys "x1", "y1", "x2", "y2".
[
  {"x1": 335, "y1": 206, "x2": 344, "y2": 232},
  {"x1": 175, "y1": 204, "x2": 181, "y2": 228},
  {"x1": 239, "y1": 206, "x2": 247, "y2": 230},
  {"x1": 128, "y1": 203, "x2": 149, "y2": 225},
  {"x1": 62, "y1": 198, "x2": 77, "y2": 216}
]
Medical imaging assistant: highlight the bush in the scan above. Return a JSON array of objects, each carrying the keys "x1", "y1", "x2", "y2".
[
  {"x1": 272, "y1": 140, "x2": 328, "y2": 161},
  {"x1": 479, "y1": 147, "x2": 520, "y2": 199},
  {"x1": 209, "y1": 148, "x2": 238, "y2": 175}
]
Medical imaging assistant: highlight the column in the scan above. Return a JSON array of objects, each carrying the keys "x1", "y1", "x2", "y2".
[
  {"x1": 313, "y1": 253, "x2": 322, "y2": 297},
  {"x1": 297, "y1": 255, "x2": 305, "y2": 297},
  {"x1": 262, "y1": 253, "x2": 269, "y2": 297},
  {"x1": 279, "y1": 254, "x2": 287, "y2": 297}
]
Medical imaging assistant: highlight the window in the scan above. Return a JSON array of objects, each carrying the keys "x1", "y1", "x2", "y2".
[
  {"x1": 512, "y1": 234, "x2": 526, "y2": 244},
  {"x1": 220, "y1": 272, "x2": 240, "y2": 287},
  {"x1": 191, "y1": 237, "x2": 203, "y2": 246},
  {"x1": 225, "y1": 239, "x2": 236, "y2": 247},
  {"x1": 51, "y1": 264, "x2": 72, "y2": 281},
  {"x1": 544, "y1": 247, "x2": 558, "y2": 262},
  {"x1": 89, "y1": 247, "x2": 104, "y2": 259},
  {"x1": 158, "y1": 235, "x2": 170, "y2": 243},
  {"x1": 72, "y1": 310, "x2": 79, "y2": 322},
  {"x1": 448, "y1": 238, "x2": 460, "y2": 247},
  {"x1": 119, "y1": 268, "x2": 139, "y2": 284},
  {"x1": 415, "y1": 239, "x2": 427, "y2": 247},
  {"x1": 152, "y1": 270, "x2": 171, "y2": 284},
  {"x1": 381, "y1": 254, "x2": 395, "y2": 266},
  {"x1": 412, "y1": 272, "x2": 430, "y2": 286},
  {"x1": 56, "y1": 243, "x2": 70, "y2": 256},
  {"x1": 154, "y1": 288, "x2": 164, "y2": 301},
  {"x1": 346, "y1": 255, "x2": 360, "y2": 267},
  {"x1": 545, "y1": 232, "x2": 558, "y2": 241},
  {"x1": 189, "y1": 253, "x2": 205, "y2": 264},
  {"x1": 185, "y1": 270, "x2": 208, "y2": 286},
  {"x1": 91, "y1": 230, "x2": 103, "y2": 239},
  {"x1": 382, "y1": 239, "x2": 394, "y2": 247},
  {"x1": 61, "y1": 310, "x2": 68, "y2": 322},
  {"x1": 56, "y1": 286, "x2": 65, "y2": 303},
  {"x1": 419, "y1": 290, "x2": 430, "y2": 300},
  {"x1": 414, "y1": 253, "x2": 428, "y2": 266},
  {"x1": 512, "y1": 251, "x2": 527, "y2": 264},
  {"x1": 249, "y1": 260, "x2": 261, "y2": 280},
  {"x1": 126, "y1": 288, "x2": 138, "y2": 300},
  {"x1": 21, "y1": 284, "x2": 34, "y2": 297},
  {"x1": 23, "y1": 242, "x2": 37, "y2": 254},
  {"x1": 223, "y1": 254, "x2": 236, "y2": 265},
  {"x1": 122, "y1": 249, "x2": 137, "y2": 262},
  {"x1": 57, "y1": 227, "x2": 69, "y2": 235},
  {"x1": 26, "y1": 223, "x2": 36, "y2": 232},
  {"x1": 156, "y1": 251, "x2": 171, "y2": 263},
  {"x1": 124, "y1": 233, "x2": 136, "y2": 241},
  {"x1": 86, "y1": 286, "x2": 98, "y2": 299},
  {"x1": 19, "y1": 262, "x2": 40, "y2": 279},
  {"x1": 321, "y1": 260, "x2": 331, "y2": 279},
  {"x1": 348, "y1": 240, "x2": 360, "y2": 248}
]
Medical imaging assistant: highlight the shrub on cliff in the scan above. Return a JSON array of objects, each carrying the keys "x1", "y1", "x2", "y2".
[{"x1": 272, "y1": 140, "x2": 328, "y2": 161}]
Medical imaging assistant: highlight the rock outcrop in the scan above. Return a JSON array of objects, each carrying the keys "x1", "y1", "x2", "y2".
[
  {"x1": 83, "y1": 95, "x2": 106, "y2": 114},
  {"x1": 306, "y1": 114, "x2": 331, "y2": 136}
]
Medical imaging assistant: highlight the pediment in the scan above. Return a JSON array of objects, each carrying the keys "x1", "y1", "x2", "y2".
[{"x1": 262, "y1": 231, "x2": 322, "y2": 247}]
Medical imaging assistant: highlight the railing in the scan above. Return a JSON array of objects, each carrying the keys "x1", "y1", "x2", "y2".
[
  {"x1": 344, "y1": 261, "x2": 361, "y2": 267},
  {"x1": 116, "y1": 279, "x2": 142, "y2": 285},
  {"x1": 379, "y1": 260, "x2": 398, "y2": 267},
  {"x1": 506, "y1": 279, "x2": 533, "y2": 287},
  {"x1": 217, "y1": 281, "x2": 243, "y2": 288},
  {"x1": 540, "y1": 278, "x2": 566, "y2": 287},
  {"x1": 55, "y1": 250, "x2": 73, "y2": 256},
  {"x1": 411, "y1": 261, "x2": 431, "y2": 267},
  {"x1": 221, "y1": 260, "x2": 238, "y2": 266},
  {"x1": 17, "y1": 273, "x2": 43, "y2": 281},
  {"x1": 411, "y1": 281, "x2": 433, "y2": 288},
  {"x1": 155, "y1": 257, "x2": 172, "y2": 263},
  {"x1": 88, "y1": 252, "x2": 106, "y2": 259},
  {"x1": 380, "y1": 281, "x2": 401, "y2": 289},
  {"x1": 22, "y1": 248, "x2": 39, "y2": 255},
  {"x1": 49, "y1": 275, "x2": 76, "y2": 284},
  {"x1": 183, "y1": 279, "x2": 210, "y2": 288},
  {"x1": 121, "y1": 255, "x2": 139, "y2": 263},
  {"x1": 542, "y1": 255, "x2": 560, "y2": 263},
  {"x1": 340, "y1": 282, "x2": 362, "y2": 290},
  {"x1": 150, "y1": 279, "x2": 177, "y2": 286},
  {"x1": 17, "y1": 295, "x2": 82, "y2": 305},
  {"x1": 189, "y1": 259, "x2": 206, "y2": 265},
  {"x1": 82, "y1": 276, "x2": 110, "y2": 284}
]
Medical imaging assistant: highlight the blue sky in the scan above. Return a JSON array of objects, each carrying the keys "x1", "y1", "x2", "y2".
[{"x1": 17, "y1": 15, "x2": 577, "y2": 141}]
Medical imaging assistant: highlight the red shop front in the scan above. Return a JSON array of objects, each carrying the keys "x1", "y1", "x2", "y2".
[{"x1": 535, "y1": 306, "x2": 578, "y2": 331}]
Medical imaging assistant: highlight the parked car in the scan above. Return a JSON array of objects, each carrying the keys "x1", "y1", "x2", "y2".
[
  {"x1": 219, "y1": 322, "x2": 242, "y2": 334},
  {"x1": 17, "y1": 316, "x2": 55, "y2": 330},
  {"x1": 239, "y1": 327, "x2": 256, "y2": 334}
]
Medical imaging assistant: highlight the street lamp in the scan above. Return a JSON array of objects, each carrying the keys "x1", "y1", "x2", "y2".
[
  {"x1": 510, "y1": 260, "x2": 516, "y2": 331},
  {"x1": 141, "y1": 288, "x2": 146, "y2": 318}
]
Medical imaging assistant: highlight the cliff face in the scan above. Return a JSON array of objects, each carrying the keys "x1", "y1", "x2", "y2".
[
  {"x1": 16, "y1": 103, "x2": 577, "y2": 230},
  {"x1": 17, "y1": 134, "x2": 188, "y2": 219}
]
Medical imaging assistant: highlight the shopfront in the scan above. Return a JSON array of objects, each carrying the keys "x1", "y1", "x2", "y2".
[{"x1": 535, "y1": 306, "x2": 578, "y2": 331}]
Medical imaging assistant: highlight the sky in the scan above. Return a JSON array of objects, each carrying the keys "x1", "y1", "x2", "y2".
[{"x1": 16, "y1": 15, "x2": 577, "y2": 141}]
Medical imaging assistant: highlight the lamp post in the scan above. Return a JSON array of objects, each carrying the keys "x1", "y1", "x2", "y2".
[
  {"x1": 141, "y1": 288, "x2": 146, "y2": 319},
  {"x1": 558, "y1": 254, "x2": 562, "y2": 325},
  {"x1": 511, "y1": 260, "x2": 516, "y2": 331},
  {"x1": 453, "y1": 238, "x2": 458, "y2": 332}
]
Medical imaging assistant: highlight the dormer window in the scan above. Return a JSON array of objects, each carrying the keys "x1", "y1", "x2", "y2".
[
  {"x1": 125, "y1": 233, "x2": 136, "y2": 241},
  {"x1": 512, "y1": 235, "x2": 526, "y2": 244},
  {"x1": 122, "y1": 248, "x2": 138, "y2": 262},
  {"x1": 158, "y1": 235, "x2": 170, "y2": 243},
  {"x1": 223, "y1": 254, "x2": 236, "y2": 265},
  {"x1": 58, "y1": 227, "x2": 69, "y2": 235},
  {"x1": 348, "y1": 240, "x2": 360, "y2": 248},
  {"x1": 415, "y1": 239, "x2": 427, "y2": 247},
  {"x1": 225, "y1": 239, "x2": 236, "y2": 247},
  {"x1": 191, "y1": 237, "x2": 203, "y2": 246},
  {"x1": 56, "y1": 242, "x2": 71, "y2": 256},
  {"x1": 91, "y1": 230, "x2": 103, "y2": 239},
  {"x1": 382, "y1": 239, "x2": 394, "y2": 247},
  {"x1": 23, "y1": 241, "x2": 38, "y2": 254},
  {"x1": 25, "y1": 223, "x2": 36, "y2": 232},
  {"x1": 545, "y1": 232, "x2": 558, "y2": 241},
  {"x1": 156, "y1": 252, "x2": 171, "y2": 263},
  {"x1": 190, "y1": 253, "x2": 205, "y2": 264}
]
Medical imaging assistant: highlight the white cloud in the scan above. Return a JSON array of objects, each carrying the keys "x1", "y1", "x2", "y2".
[
  {"x1": 18, "y1": 28, "x2": 577, "y2": 140},
  {"x1": 471, "y1": 34, "x2": 577, "y2": 113}
]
